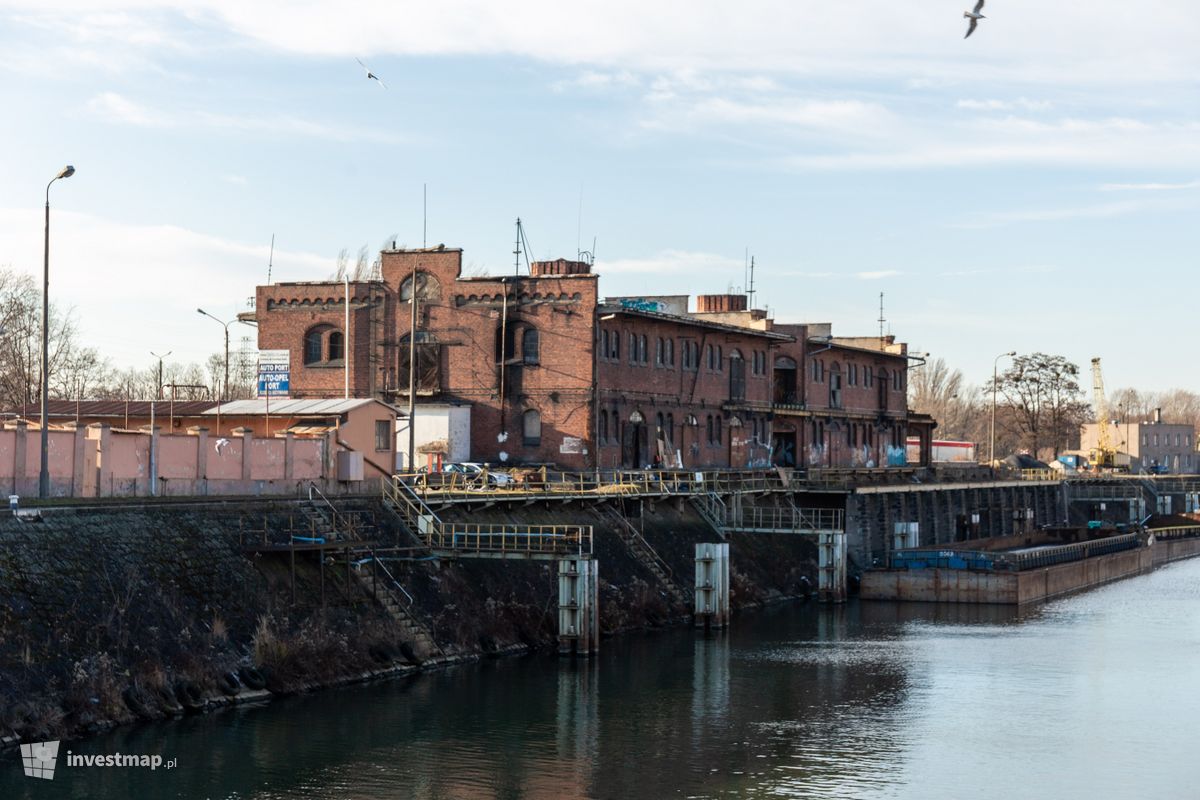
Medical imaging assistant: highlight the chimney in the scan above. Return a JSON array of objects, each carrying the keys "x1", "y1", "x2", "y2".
[
  {"x1": 695, "y1": 294, "x2": 748, "y2": 313},
  {"x1": 1154, "y1": 407, "x2": 1162, "y2": 424},
  {"x1": 530, "y1": 258, "x2": 591, "y2": 276}
]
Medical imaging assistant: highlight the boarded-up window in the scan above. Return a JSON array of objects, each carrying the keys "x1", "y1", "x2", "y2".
[
  {"x1": 398, "y1": 333, "x2": 440, "y2": 394},
  {"x1": 523, "y1": 409, "x2": 541, "y2": 447}
]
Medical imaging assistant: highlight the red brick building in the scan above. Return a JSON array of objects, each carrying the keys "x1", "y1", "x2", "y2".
[{"x1": 250, "y1": 246, "x2": 929, "y2": 470}]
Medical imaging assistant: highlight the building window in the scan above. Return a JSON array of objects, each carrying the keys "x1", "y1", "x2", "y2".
[
  {"x1": 600, "y1": 410, "x2": 609, "y2": 443},
  {"x1": 715, "y1": 416, "x2": 723, "y2": 445},
  {"x1": 601, "y1": 329, "x2": 610, "y2": 360},
  {"x1": 304, "y1": 326, "x2": 328, "y2": 365},
  {"x1": 399, "y1": 333, "x2": 441, "y2": 394},
  {"x1": 666, "y1": 413, "x2": 675, "y2": 447},
  {"x1": 706, "y1": 414, "x2": 714, "y2": 445},
  {"x1": 706, "y1": 345, "x2": 715, "y2": 371},
  {"x1": 830, "y1": 365, "x2": 843, "y2": 409},
  {"x1": 716, "y1": 346, "x2": 724, "y2": 372},
  {"x1": 523, "y1": 409, "x2": 542, "y2": 447},
  {"x1": 666, "y1": 338, "x2": 675, "y2": 367},
  {"x1": 327, "y1": 330, "x2": 345, "y2": 362},
  {"x1": 375, "y1": 420, "x2": 392, "y2": 451},
  {"x1": 729, "y1": 349, "x2": 746, "y2": 401},
  {"x1": 865, "y1": 368, "x2": 873, "y2": 389},
  {"x1": 522, "y1": 327, "x2": 540, "y2": 365},
  {"x1": 629, "y1": 333, "x2": 638, "y2": 364},
  {"x1": 639, "y1": 334, "x2": 649, "y2": 364},
  {"x1": 399, "y1": 270, "x2": 441, "y2": 301}
]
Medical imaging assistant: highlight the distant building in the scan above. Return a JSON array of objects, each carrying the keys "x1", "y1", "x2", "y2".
[
  {"x1": 248, "y1": 245, "x2": 929, "y2": 470},
  {"x1": 1079, "y1": 408, "x2": 1196, "y2": 473}
]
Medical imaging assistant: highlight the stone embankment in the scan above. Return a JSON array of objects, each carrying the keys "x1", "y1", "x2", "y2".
[{"x1": 0, "y1": 496, "x2": 816, "y2": 746}]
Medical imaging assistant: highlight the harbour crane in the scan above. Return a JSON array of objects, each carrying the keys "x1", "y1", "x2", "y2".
[{"x1": 1090, "y1": 358, "x2": 1118, "y2": 470}]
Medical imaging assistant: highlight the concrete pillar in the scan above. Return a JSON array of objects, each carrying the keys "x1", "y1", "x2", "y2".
[
  {"x1": 558, "y1": 558, "x2": 599, "y2": 656},
  {"x1": 818, "y1": 531, "x2": 847, "y2": 603},
  {"x1": 68, "y1": 422, "x2": 86, "y2": 497},
  {"x1": 189, "y1": 426, "x2": 209, "y2": 495},
  {"x1": 694, "y1": 542, "x2": 730, "y2": 627},
  {"x1": 139, "y1": 424, "x2": 160, "y2": 497},
  {"x1": 87, "y1": 423, "x2": 112, "y2": 497},
  {"x1": 284, "y1": 430, "x2": 295, "y2": 480},
  {"x1": 233, "y1": 427, "x2": 254, "y2": 482}
]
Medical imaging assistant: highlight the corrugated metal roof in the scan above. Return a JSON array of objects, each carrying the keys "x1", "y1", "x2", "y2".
[
  {"x1": 200, "y1": 398, "x2": 387, "y2": 416},
  {"x1": 1, "y1": 400, "x2": 217, "y2": 418}
]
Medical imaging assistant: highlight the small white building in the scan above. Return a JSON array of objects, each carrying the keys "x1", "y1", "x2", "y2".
[{"x1": 396, "y1": 403, "x2": 471, "y2": 470}]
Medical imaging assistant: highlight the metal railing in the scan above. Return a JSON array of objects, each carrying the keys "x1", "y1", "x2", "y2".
[
  {"x1": 1018, "y1": 469, "x2": 1059, "y2": 482},
  {"x1": 1146, "y1": 525, "x2": 1200, "y2": 540},
  {"x1": 430, "y1": 523, "x2": 592, "y2": 557},
  {"x1": 384, "y1": 476, "x2": 593, "y2": 556},
  {"x1": 394, "y1": 468, "x2": 795, "y2": 501},
  {"x1": 732, "y1": 505, "x2": 845, "y2": 533}
]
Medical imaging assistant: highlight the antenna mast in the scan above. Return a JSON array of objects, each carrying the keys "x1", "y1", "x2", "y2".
[
  {"x1": 748, "y1": 256, "x2": 756, "y2": 308},
  {"x1": 513, "y1": 218, "x2": 522, "y2": 275},
  {"x1": 266, "y1": 234, "x2": 274, "y2": 284},
  {"x1": 878, "y1": 292, "x2": 886, "y2": 345},
  {"x1": 423, "y1": 183, "x2": 427, "y2": 249}
]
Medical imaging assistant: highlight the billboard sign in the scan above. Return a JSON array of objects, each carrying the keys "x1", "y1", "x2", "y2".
[{"x1": 257, "y1": 350, "x2": 290, "y2": 398}]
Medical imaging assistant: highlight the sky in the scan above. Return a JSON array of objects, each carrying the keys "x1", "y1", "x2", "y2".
[{"x1": 0, "y1": 1, "x2": 1197, "y2": 391}]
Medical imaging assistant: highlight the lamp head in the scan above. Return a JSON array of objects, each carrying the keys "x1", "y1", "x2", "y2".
[
  {"x1": 56, "y1": 165, "x2": 75, "y2": 180},
  {"x1": 197, "y1": 308, "x2": 206, "y2": 315}
]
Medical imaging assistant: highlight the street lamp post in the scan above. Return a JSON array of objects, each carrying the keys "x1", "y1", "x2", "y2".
[
  {"x1": 39, "y1": 165, "x2": 75, "y2": 499},
  {"x1": 989, "y1": 351, "x2": 1017, "y2": 468},
  {"x1": 150, "y1": 350, "x2": 172, "y2": 400},
  {"x1": 196, "y1": 309, "x2": 236, "y2": 401}
]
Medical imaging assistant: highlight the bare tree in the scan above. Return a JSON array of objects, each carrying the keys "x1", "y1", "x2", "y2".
[
  {"x1": 908, "y1": 357, "x2": 984, "y2": 442},
  {"x1": 995, "y1": 353, "x2": 1090, "y2": 459}
]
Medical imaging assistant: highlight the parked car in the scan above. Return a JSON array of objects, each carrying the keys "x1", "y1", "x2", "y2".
[{"x1": 443, "y1": 462, "x2": 514, "y2": 486}]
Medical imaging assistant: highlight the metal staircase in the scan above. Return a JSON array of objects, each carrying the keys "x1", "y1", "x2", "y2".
[
  {"x1": 599, "y1": 505, "x2": 691, "y2": 606},
  {"x1": 690, "y1": 492, "x2": 728, "y2": 538},
  {"x1": 354, "y1": 552, "x2": 444, "y2": 660}
]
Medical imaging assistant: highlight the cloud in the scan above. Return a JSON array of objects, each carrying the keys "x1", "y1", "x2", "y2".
[
  {"x1": 87, "y1": 91, "x2": 170, "y2": 126},
  {"x1": 598, "y1": 249, "x2": 743, "y2": 276},
  {"x1": 552, "y1": 69, "x2": 640, "y2": 93},
  {"x1": 1100, "y1": 180, "x2": 1200, "y2": 191},
  {"x1": 85, "y1": 91, "x2": 405, "y2": 143},
  {"x1": 952, "y1": 200, "x2": 1149, "y2": 228},
  {"x1": 957, "y1": 98, "x2": 1052, "y2": 112},
  {"x1": 0, "y1": 207, "x2": 330, "y2": 367},
  {"x1": 776, "y1": 269, "x2": 902, "y2": 280},
  {"x1": 4, "y1": 1, "x2": 1198, "y2": 87}
]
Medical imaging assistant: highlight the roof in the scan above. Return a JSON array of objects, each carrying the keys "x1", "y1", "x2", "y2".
[
  {"x1": 200, "y1": 398, "x2": 392, "y2": 416},
  {"x1": 598, "y1": 304, "x2": 794, "y2": 341},
  {"x1": 2, "y1": 400, "x2": 217, "y2": 419}
]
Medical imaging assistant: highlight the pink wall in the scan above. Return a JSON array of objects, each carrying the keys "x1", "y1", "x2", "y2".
[{"x1": 0, "y1": 422, "x2": 359, "y2": 498}]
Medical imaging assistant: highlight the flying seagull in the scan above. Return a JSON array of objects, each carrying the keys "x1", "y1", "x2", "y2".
[
  {"x1": 964, "y1": 0, "x2": 986, "y2": 38},
  {"x1": 355, "y1": 57, "x2": 387, "y2": 89}
]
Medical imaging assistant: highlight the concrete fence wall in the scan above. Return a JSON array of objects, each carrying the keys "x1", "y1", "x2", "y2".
[{"x1": 0, "y1": 421, "x2": 373, "y2": 499}]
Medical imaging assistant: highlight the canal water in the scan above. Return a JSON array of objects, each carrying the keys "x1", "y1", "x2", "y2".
[{"x1": 7, "y1": 559, "x2": 1200, "y2": 799}]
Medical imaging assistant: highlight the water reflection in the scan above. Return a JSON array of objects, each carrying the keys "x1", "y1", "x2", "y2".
[{"x1": 5, "y1": 561, "x2": 1200, "y2": 799}]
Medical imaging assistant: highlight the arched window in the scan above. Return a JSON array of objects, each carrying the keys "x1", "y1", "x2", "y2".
[
  {"x1": 706, "y1": 344, "x2": 714, "y2": 370},
  {"x1": 522, "y1": 409, "x2": 542, "y2": 447},
  {"x1": 666, "y1": 413, "x2": 675, "y2": 446},
  {"x1": 715, "y1": 416, "x2": 723, "y2": 444},
  {"x1": 667, "y1": 338, "x2": 675, "y2": 366},
  {"x1": 629, "y1": 333, "x2": 638, "y2": 364},
  {"x1": 729, "y1": 349, "x2": 746, "y2": 401},
  {"x1": 600, "y1": 410, "x2": 609, "y2": 443},
  {"x1": 706, "y1": 414, "x2": 714, "y2": 445},
  {"x1": 522, "y1": 327, "x2": 539, "y2": 365},
  {"x1": 399, "y1": 270, "x2": 441, "y2": 301},
  {"x1": 656, "y1": 337, "x2": 664, "y2": 366},
  {"x1": 639, "y1": 334, "x2": 648, "y2": 364},
  {"x1": 304, "y1": 326, "x2": 330, "y2": 365},
  {"x1": 328, "y1": 331, "x2": 344, "y2": 362}
]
